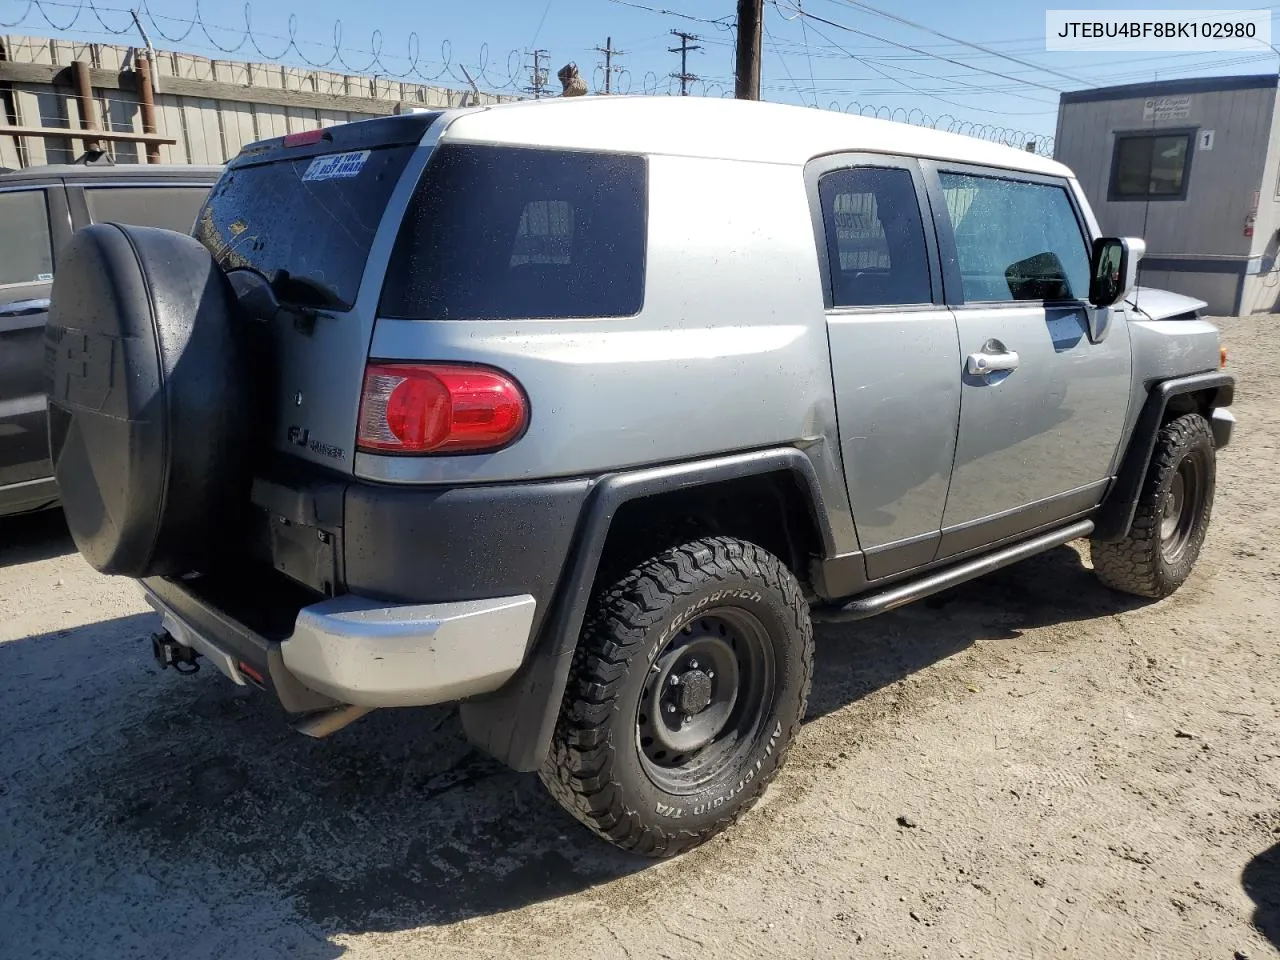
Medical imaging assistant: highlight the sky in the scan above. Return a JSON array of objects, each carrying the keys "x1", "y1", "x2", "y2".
[{"x1": 6, "y1": 0, "x2": 1280, "y2": 140}]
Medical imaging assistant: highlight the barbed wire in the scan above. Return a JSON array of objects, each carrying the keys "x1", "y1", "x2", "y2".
[
  {"x1": 2, "y1": 1, "x2": 1056, "y2": 152},
  {"x1": 590, "y1": 62, "x2": 634, "y2": 95},
  {"x1": 825, "y1": 100, "x2": 1055, "y2": 154},
  {"x1": 1, "y1": 0, "x2": 532, "y2": 92}
]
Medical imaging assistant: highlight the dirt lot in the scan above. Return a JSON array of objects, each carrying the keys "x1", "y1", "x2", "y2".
[{"x1": 1, "y1": 315, "x2": 1277, "y2": 960}]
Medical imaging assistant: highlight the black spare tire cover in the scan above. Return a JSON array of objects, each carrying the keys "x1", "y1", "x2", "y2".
[{"x1": 45, "y1": 222, "x2": 252, "y2": 578}]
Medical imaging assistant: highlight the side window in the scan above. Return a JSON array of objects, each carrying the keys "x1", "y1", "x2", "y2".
[
  {"x1": 381, "y1": 145, "x2": 647, "y2": 320},
  {"x1": 818, "y1": 167, "x2": 932, "y2": 307},
  {"x1": 0, "y1": 189, "x2": 53, "y2": 287},
  {"x1": 938, "y1": 172, "x2": 1090, "y2": 303},
  {"x1": 85, "y1": 185, "x2": 213, "y2": 235}
]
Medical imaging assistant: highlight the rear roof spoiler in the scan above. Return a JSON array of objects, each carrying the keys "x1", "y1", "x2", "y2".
[{"x1": 229, "y1": 111, "x2": 443, "y2": 169}]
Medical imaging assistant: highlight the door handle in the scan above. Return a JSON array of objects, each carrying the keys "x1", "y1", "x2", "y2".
[
  {"x1": 0, "y1": 298, "x2": 50, "y2": 318},
  {"x1": 966, "y1": 349, "x2": 1019, "y2": 376}
]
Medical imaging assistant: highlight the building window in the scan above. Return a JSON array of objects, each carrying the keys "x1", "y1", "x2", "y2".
[{"x1": 1109, "y1": 132, "x2": 1193, "y2": 201}]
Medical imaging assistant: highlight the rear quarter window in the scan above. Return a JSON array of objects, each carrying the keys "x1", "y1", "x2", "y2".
[
  {"x1": 85, "y1": 185, "x2": 213, "y2": 235},
  {"x1": 380, "y1": 145, "x2": 647, "y2": 320}
]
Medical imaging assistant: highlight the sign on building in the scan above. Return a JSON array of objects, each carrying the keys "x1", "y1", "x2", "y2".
[{"x1": 1143, "y1": 95, "x2": 1192, "y2": 121}]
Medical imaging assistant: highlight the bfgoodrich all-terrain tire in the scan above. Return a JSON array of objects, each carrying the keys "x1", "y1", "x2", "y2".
[
  {"x1": 1091, "y1": 412, "x2": 1216, "y2": 599},
  {"x1": 541, "y1": 537, "x2": 813, "y2": 857}
]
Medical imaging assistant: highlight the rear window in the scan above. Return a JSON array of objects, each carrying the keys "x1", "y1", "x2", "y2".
[
  {"x1": 380, "y1": 144, "x2": 646, "y2": 320},
  {"x1": 193, "y1": 145, "x2": 415, "y2": 311},
  {"x1": 86, "y1": 185, "x2": 213, "y2": 235}
]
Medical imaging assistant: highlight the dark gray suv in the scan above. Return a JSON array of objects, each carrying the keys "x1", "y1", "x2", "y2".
[{"x1": 0, "y1": 162, "x2": 221, "y2": 516}]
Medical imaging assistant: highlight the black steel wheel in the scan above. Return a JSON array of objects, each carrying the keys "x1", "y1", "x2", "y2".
[
  {"x1": 1092, "y1": 412, "x2": 1216, "y2": 599},
  {"x1": 541, "y1": 537, "x2": 813, "y2": 857},
  {"x1": 1159, "y1": 451, "x2": 1206, "y2": 565},
  {"x1": 636, "y1": 608, "x2": 774, "y2": 791}
]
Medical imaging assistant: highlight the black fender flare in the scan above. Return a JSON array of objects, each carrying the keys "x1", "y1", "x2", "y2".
[
  {"x1": 458, "y1": 447, "x2": 835, "y2": 772},
  {"x1": 1092, "y1": 371, "x2": 1233, "y2": 543}
]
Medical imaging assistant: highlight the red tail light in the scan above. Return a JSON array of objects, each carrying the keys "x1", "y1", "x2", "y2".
[
  {"x1": 283, "y1": 129, "x2": 328, "y2": 148},
  {"x1": 357, "y1": 363, "x2": 528, "y2": 454}
]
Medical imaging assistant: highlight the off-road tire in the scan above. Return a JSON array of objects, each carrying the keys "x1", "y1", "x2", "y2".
[
  {"x1": 1091, "y1": 412, "x2": 1216, "y2": 599},
  {"x1": 540, "y1": 536, "x2": 813, "y2": 857}
]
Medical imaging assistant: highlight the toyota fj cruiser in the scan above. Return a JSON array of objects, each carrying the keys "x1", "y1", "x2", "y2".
[{"x1": 44, "y1": 96, "x2": 1234, "y2": 857}]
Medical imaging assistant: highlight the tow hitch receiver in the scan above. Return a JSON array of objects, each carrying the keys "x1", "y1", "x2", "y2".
[{"x1": 151, "y1": 630, "x2": 201, "y2": 674}]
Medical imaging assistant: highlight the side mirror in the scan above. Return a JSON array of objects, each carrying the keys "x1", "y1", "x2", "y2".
[{"x1": 1089, "y1": 236, "x2": 1145, "y2": 308}]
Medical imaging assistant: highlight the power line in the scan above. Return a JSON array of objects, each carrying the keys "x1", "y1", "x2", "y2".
[
  {"x1": 530, "y1": 0, "x2": 555, "y2": 48},
  {"x1": 797, "y1": 12, "x2": 820, "y2": 108},
  {"x1": 603, "y1": 0, "x2": 734, "y2": 28},
  {"x1": 783, "y1": 7, "x2": 1059, "y2": 106},
  {"x1": 794, "y1": 13, "x2": 1060, "y2": 116},
  {"x1": 818, "y1": 0, "x2": 1094, "y2": 86},
  {"x1": 774, "y1": 1, "x2": 1067, "y2": 96},
  {"x1": 763, "y1": 16, "x2": 811, "y2": 105}
]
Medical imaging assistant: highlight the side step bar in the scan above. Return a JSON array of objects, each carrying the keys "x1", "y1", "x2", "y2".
[{"x1": 812, "y1": 519, "x2": 1094, "y2": 624}]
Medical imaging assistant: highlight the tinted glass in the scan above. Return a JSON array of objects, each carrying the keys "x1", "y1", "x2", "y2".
[
  {"x1": 86, "y1": 185, "x2": 213, "y2": 235},
  {"x1": 940, "y1": 172, "x2": 1089, "y2": 303},
  {"x1": 1112, "y1": 133, "x2": 1191, "y2": 199},
  {"x1": 0, "y1": 190, "x2": 53, "y2": 286},
  {"x1": 819, "y1": 167, "x2": 932, "y2": 307},
  {"x1": 194, "y1": 145, "x2": 416, "y2": 310},
  {"x1": 380, "y1": 144, "x2": 646, "y2": 320}
]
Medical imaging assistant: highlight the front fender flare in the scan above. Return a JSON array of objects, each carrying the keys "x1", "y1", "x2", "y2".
[{"x1": 1092, "y1": 371, "x2": 1233, "y2": 543}]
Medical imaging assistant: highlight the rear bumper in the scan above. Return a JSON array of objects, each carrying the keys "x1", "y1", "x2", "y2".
[
  {"x1": 282, "y1": 593, "x2": 536, "y2": 707},
  {"x1": 1211, "y1": 407, "x2": 1235, "y2": 449},
  {"x1": 144, "y1": 580, "x2": 537, "y2": 709},
  {"x1": 135, "y1": 467, "x2": 588, "y2": 714}
]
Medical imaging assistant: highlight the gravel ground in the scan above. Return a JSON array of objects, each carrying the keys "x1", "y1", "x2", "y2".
[{"x1": 1, "y1": 315, "x2": 1277, "y2": 960}]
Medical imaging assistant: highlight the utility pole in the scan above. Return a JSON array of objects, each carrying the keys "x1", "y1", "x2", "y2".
[
  {"x1": 525, "y1": 49, "x2": 550, "y2": 99},
  {"x1": 594, "y1": 36, "x2": 625, "y2": 94},
  {"x1": 735, "y1": 0, "x2": 763, "y2": 100},
  {"x1": 669, "y1": 30, "x2": 701, "y2": 97}
]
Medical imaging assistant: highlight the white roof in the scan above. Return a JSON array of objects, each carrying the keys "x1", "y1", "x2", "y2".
[{"x1": 438, "y1": 95, "x2": 1071, "y2": 178}]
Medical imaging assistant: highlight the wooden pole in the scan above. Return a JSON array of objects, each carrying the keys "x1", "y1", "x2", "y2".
[
  {"x1": 71, "y1": 60, "x2": 102, "y2": 155},
  {"x1": 734, "y1": 0, "x2": 763, "y2": 100},
  {"x1": 134, "y1": 53, "x2": 161, "y2": 164}
]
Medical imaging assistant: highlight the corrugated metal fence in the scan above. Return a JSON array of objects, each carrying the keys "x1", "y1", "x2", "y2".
[{"x1": 0, "y1": 34, "x2": 516, "y2": 168}]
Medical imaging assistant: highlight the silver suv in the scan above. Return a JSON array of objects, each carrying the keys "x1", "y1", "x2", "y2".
[{"x1": 43, "y1": 97, "x2": 1235, "y2": 857}]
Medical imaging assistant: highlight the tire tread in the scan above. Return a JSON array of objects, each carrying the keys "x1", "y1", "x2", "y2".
[
  {"x1": 1091, "y1": 412, "x2": 1215, "y2": 599},
  {"x1": 540, "y1": 536, "x2": 813, "y2": 857}
]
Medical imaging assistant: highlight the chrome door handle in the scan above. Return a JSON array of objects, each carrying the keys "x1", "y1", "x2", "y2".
[
  {"x1": 0, "y1": 297, "x2": 50, "y2": 318},
  {"x1": 966, "y1": 350, "x2": 1019, "y2": 375}
]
